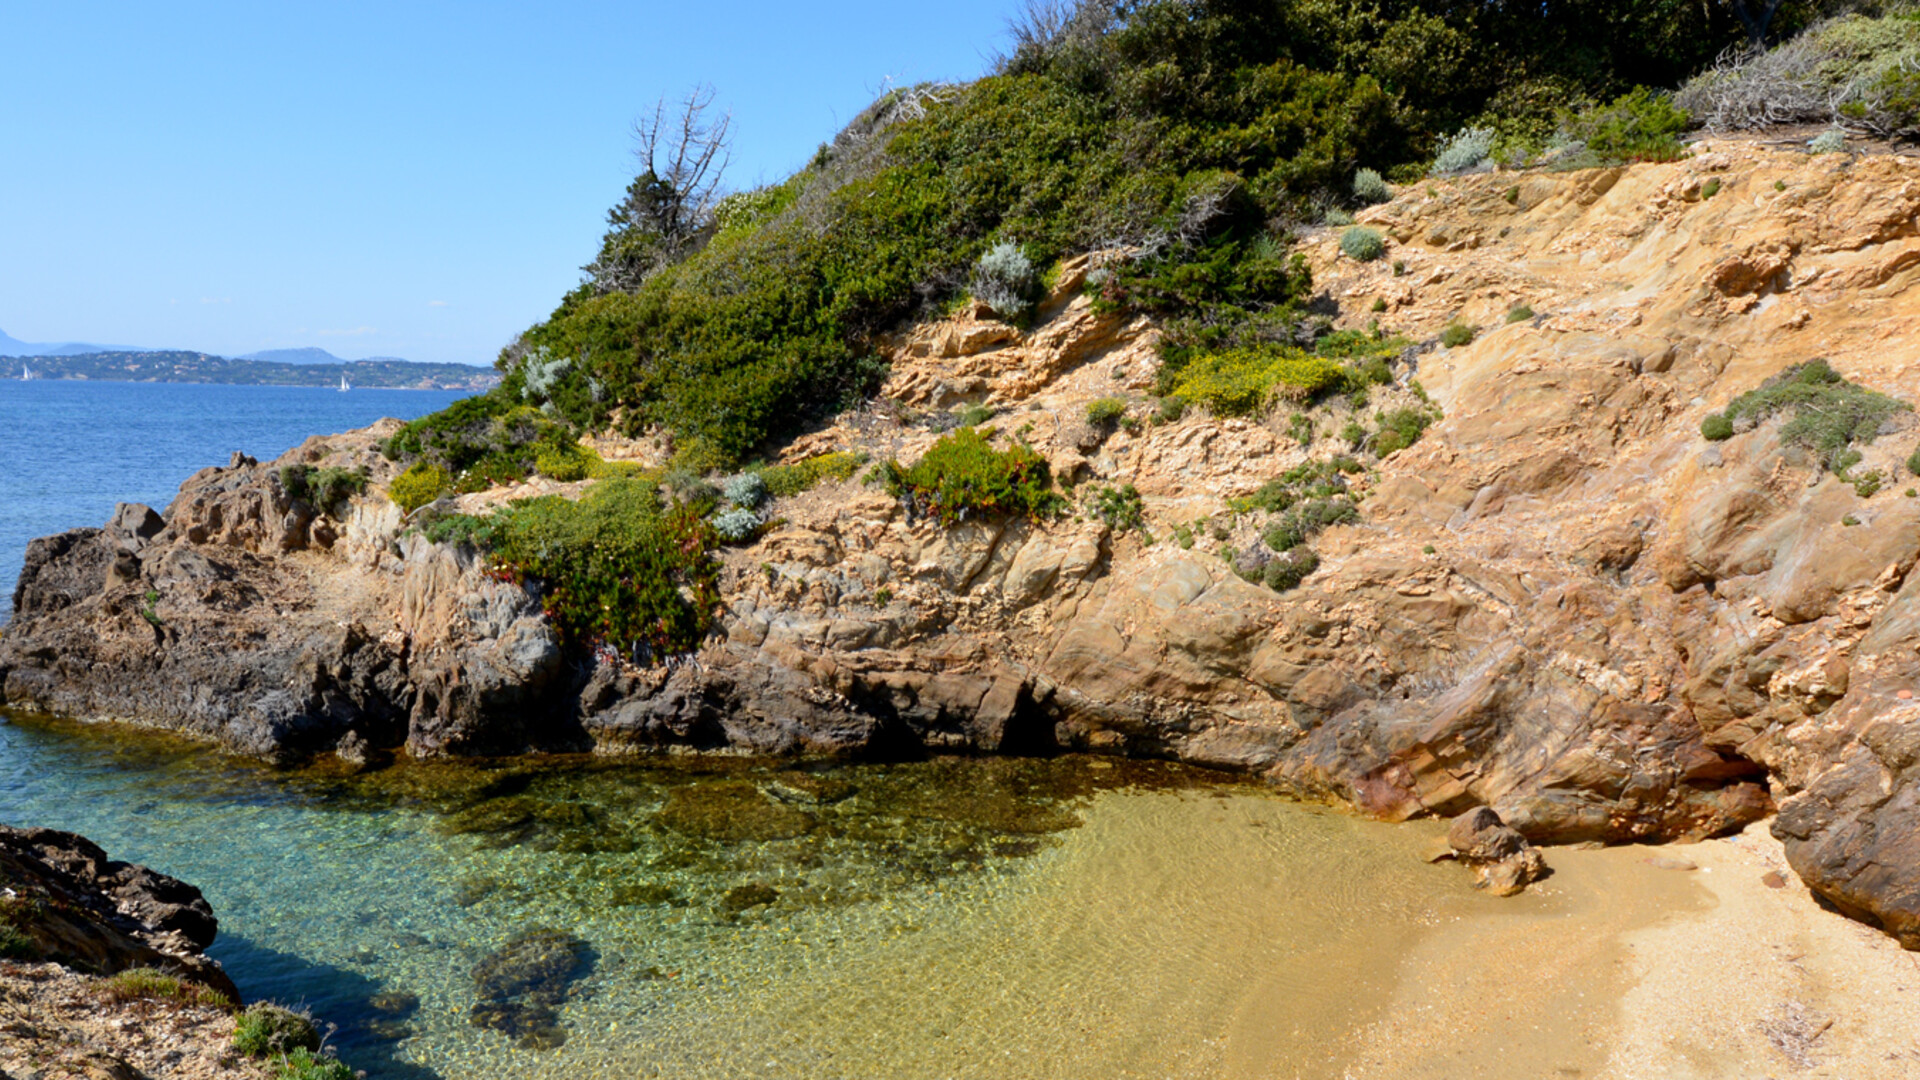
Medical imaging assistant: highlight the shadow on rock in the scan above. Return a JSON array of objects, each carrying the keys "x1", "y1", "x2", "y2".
[
  {"x1": 469, "y1": 927, "x2": 596, "y2": 1050},
  {"x1": 211, "y1": 934, "x2": 443, "y2": 1080}
]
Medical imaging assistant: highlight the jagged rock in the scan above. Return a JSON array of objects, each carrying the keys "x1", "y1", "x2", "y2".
[
  {"x1": 1444, "y1": 807, "x2": 1549, "y2": 896},
  {"x1": 0, "y1": 825, "x2": 238, "y2": 1002}
]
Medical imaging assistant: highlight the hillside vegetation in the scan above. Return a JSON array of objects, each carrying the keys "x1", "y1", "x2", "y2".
[{"x1": 399, "y1": 0, "x2": 1756, "y2": 473}]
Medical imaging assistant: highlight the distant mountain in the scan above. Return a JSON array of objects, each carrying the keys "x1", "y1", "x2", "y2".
[
  {"x1": 0, "y1": 328, "x2": 148, "y2": 357},
  {"x1": 8, "y1": 351, "x2": 500, "y2": 391},
  {"x1": 239, "y1": 347, "x2": 347, "y2": 365}
]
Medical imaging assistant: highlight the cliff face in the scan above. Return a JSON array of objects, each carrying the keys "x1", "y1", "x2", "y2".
[{"x1": 4, "y1": 141, "x2": 1920, "y2": 948}]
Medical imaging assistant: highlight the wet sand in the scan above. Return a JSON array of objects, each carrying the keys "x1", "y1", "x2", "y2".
[{"x1": 1329, "y1": 819, "x2": 1920, "y2": 1079}]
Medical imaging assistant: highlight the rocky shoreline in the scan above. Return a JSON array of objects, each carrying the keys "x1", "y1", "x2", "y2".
[
  {"x1": 0, "y1": 825, "x2": 261, "y2": 1079},
  {"x1": 3, "y1": 143, "x2": 1919, "y2": 951}
]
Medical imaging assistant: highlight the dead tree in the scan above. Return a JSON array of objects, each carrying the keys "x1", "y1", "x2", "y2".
[{"x1": 586, "y1": 85, "x2": 733, "y2": 293}]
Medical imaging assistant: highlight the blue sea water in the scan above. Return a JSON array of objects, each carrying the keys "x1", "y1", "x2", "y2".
[{"x1": 0, "y1": 379, "x2": 463, "y2": 619}]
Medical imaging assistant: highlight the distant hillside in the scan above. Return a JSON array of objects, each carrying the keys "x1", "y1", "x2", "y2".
[
  {"x1": 0, "y1": 328, "x2": 147, "y2": 357},
  {"x1": 239, "y1": 347, "x2": 412, "y2": 365},
  {"x1": 10, "y1": 351, "x2": 498, "y2": 391}
]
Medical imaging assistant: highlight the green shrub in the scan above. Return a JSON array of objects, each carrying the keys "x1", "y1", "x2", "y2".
[
  {"x1": 756, "y1": 452, "x2": 864, "y2": 497},
  {"x1": 1168, "y1": 347, "x2": 1345, "y2": 416},
  {"x1": 1088, "y1": 484, "x2": 1149, "y2": 538},
  {"x1": 1701, "y1": 412, "x2": 1735, "y2": 441},
  {"x1": 1700, "y1": 178, "x2": 1722, "y2": 199},
  {"x1": 1340, "y1": 226, "x2": 1386, "y2": 262},
  {"x1": 881, "y1": 428, "x2": 1061, "y2": 525},
  {"x1": 0, "y1": 923, "x2": 36, "y2": 960},
  {"x1": 1339, "y1": 419, "x2": 1367, "y2": 447},
  {"x1": 270, "y1": 1048, "x2": 356, "y2": 1080},
  {"x1": 1086, "y1": 397, "x2": 1128, "y2": 429},
  {"x1": 1374, "y1": 406, "x2": 1437, "y2": 455},
  {"x1": 1709, "y1": 359, "x2": 1909, "y2": 471},
  {"x1": 1232, "y1": 457, "x2": 1360, "y2": 514},
  {"x1": 1322, "y1": 207, "x2": 1355, "y2": 227},
  {"x1": 1262, "y1": 547, "x2": 1320, "y2": 591},
  {"x1": 1156, "y1": 395, "x2": 1187, "y2": 423},
  {"x1": 1371, "y1": 297, "x2": 1388, "y2": 313},
  {"x1": 481, "y1": 478, "x2": 721, "y2": 658},
  {"x1": 722, "y1": 472, "x2": 768, "y2": 508},
  {"x1": 947, "y1": 403, "x2": 993, "y2": 429},
  {"x1": 1565, "y1": 87, "x2": 1691, "y2": 163},
  {"x1": 280, "y1": 465, "x2": 369, "y2": 512},
  {"x1": 1502, "y1": 185, "x2": 1519, "y2": 205},
  {"x1": 1811, "y1": 128, "x2": 1847, "y2": 153},
  {"x1": 1287, "y1": 413, "x2": 1314, "y2": 446},
  {"x1": 389, "y1": 463, "x2": 453, "y2": 513},
  {"x1": 1440, "y1": 322, "x2": 1475, "y2": 348},
  {"x1": 1392, "y1": 259, "x2": 1407, "y2": 277},
  {"x1": 1262, "y1": 498, "x2": 1359, "y2": 552},
  {"x1": 1853, "y1": 469, "x2": 1884, "y2": 498},
  {"x1": 1352, "y1": 168, "x2": 1391, "y2": 205},
  {"x1": 1506, "y1": 303, "x2": 1534, "y2": 323},
  {"x1": 1908, "y1": 445, "x2": 1920, "y2": 476},
  {"x1": 233, "y1": 1004, "x2": 321, "y2": 1058}
]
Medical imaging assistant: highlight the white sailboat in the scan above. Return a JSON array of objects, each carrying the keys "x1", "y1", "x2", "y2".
[
  {"x1": 20, "y1": 364, "x2": 33, "y2": 380},
  {"x1": 338, "y1": 372, "x2": 350, "y2": 392}
]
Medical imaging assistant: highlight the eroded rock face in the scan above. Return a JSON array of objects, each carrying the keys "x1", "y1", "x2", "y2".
[
  {"x1": 0, "y1": 824, "x2": 237, "y2": 1001},
  {"x1": 6, "y1": 141, "x2": 1920, "y2": 947}
]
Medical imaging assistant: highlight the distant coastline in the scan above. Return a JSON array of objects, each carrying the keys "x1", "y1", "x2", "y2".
[{"x1": 9, "y1": 350, "x2": 499, "y2": 391}]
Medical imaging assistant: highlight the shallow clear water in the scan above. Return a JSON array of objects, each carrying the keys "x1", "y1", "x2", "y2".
[
  {"x1": 0, "y1": 379, "x2": 464, "y2": 619},
  {"x1": 0, "y1": 711, "x2": 1493, "y2": 1080}
]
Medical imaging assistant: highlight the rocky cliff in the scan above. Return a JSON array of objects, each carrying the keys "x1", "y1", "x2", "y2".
[{"x1": 4, "y1": 140, "x2": 1919, "y2": 949}]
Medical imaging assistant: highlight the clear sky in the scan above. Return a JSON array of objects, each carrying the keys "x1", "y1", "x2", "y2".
[{"x1": 0, "y1": 2, "x2": 1029, "y2": 366}]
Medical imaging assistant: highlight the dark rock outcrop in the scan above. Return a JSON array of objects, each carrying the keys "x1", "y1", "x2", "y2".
[
  {"x1": 0, "y1": 824, "x2": 238, "y2": 1002},
  {"x1": 1441, "y1": 807, "x2": 1550, "y2": 896}
]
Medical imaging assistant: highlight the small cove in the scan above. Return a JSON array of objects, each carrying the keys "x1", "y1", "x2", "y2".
[{"x1": 0, "y1": 709, "x2": 1569, "y2": 1079}]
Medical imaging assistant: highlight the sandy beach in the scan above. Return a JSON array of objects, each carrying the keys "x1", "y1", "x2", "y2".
[{"x1": 1326, "y1": 819, "x2": 1920, "y2": 1079}]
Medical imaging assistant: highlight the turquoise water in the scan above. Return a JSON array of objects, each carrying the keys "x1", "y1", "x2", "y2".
[
  {"x1": 0, "y1": 379, "x2": 464, "y2": 619},
  {"x1": 0, "y1": 711, "x2": 1483, "y2": 1080}
]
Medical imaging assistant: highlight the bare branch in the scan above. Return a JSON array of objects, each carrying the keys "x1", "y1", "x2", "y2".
[{"x1": 586, "y1": 85, "x2": 734, "y2": 293}]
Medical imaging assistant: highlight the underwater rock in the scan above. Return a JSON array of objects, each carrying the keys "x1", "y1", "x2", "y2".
[
  {"x1": 720, "y1": 883, "x2": 780, "y2": 914},
  {"x1": 469, "y1": 927, "x2": 593, "y2": 1050},
  {"x1": 369, "y1": 989, "x2": 420, "y2": 1015},
  {"x1": 765, "y1": 771, "x2": 857, "y2": 806},
  {"x1": 656, "y1": 781, "x2": 814, "y2": 842},
  {"x1": 610, "y1": 882, "x2": 680, "y2": 907}
]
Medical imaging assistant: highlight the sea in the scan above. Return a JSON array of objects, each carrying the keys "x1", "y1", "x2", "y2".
[{"x1": 0, "y1": 379, "x2": 465, "y2": 619}]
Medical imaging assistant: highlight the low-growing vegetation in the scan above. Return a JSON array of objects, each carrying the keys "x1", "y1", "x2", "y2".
[
  {"x1": 1680, "y1": 14, "x2": 1920, "y2": 137},
  {"x1": 1440, "y1": 322, "x2": 1476, "y2": 348},
  {"x1": 233, "y1": 1003, "x2": 322, "y2": 1057},
  {"x1": 757, "y1": 451, "x2": 863, "y2": 497},
  {"x1": 389, "y1": 462, "x2": 453, "y2": 514},
  {"x1": 881, "y1": 427, "x2": 1061, "y2": 525},
  {"x1": 1340, "y1": 226, "x2": 1386, "y2": 262},
  {"x1": 1088, "y1": 483, "x2": 1149, "y2": 539},
  {"x1": 1699, "y1": 359, "x2": 1910, "y2": 474},
  {"x1": 279, "y1": 464, "x2": 369, "y2": 513}
]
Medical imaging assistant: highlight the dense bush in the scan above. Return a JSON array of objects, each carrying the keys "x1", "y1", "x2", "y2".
[
  {"x1": 1262, "y1": 546, "x2": 1320, "y2": 591},
  {"x1": 722, "y1": 472, "x2": 768, "y2": 508},
  {"x1": 280, "y1": 464, "x2": 368, "y2": 513},
  {"x1": 1085, "y1": 396, "x2": 1128, "y2": 429},
  {"x1": 972, "y1": 241, "x2": 1041, "y2": 321},
  {"x1": 389, "y1": 463, "x2": 453, "y2": 513},
  {"x1": 1168, "y1": 346, "x2": 1345, "y2": 416},
  {"x1": 1700, "y1": 359, "x2": 1910, "y2": 472},
  {"x1": 1373, "y1": 406, "x2": 1437, "y2": 455},
  {"x1": 756, "y1": 451, "x2": 863, "y2": 496},
  {"x1": 1431, "y1": 127, "x2": 1494, "y2": 173},
  {"x1": 233, "y1": 1004, "x2": 322, "y2": 1058},
  {"x1": 1561, "y1": 87, "x2": 1690, "y2": 164},
  {"x1": 881, "y1": 427, "x2": 1060, "y2": 525},
  {"x1": 1810, "y1": 128, "x2": 1847, "y2": 153},
  {"x1": 1440, "y1": 322, "x2": 1476, "y2": 348},
  {"x1": 1088, "y1": 483, "x2": 1149, "y2": 537},
  {"x1": 1352, "y1": 168, "x2": 1390, "y2": 204},
  {"x1": 1232, "y1": 457, "x2": 1360, "y2": 514},
  {"x1": 711, "y1": 507, "x2": 763, "y2": 543},
  {"x1": 483, "y1": 479, "x2": 720, "y2": 657},
  {"x1": 1263, "y1": 497, "x2": 1359, "y2": 552},
  {"x1": 1340, "y1": 226, "x2": 1386, "y2": 262},
  {"x1": 271, "y1": 1048, "x2": 356, "y2": 1080}
]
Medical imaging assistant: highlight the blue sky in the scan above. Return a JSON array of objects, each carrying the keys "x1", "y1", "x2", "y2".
[{"x1": 0, "y1": 2, "x2": 1028, "y2": 365}]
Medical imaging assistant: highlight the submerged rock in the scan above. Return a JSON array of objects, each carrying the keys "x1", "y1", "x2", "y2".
[
  {"x1": 469, "y1": 927, "x2": 593, "y2": 1050},
  {"x1": 656, "y1": 781, "x2": 814, "y2": 842}
]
